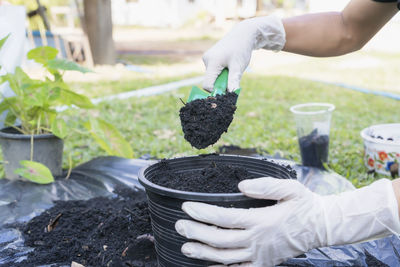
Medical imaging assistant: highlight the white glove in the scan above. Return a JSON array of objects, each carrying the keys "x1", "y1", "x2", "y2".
[
  {"x1": 202, "y1": 15, "x2": 286, "y2": 92},
  {"x1": 175, "y1": 178, "x2": 400, "y2": 267}
]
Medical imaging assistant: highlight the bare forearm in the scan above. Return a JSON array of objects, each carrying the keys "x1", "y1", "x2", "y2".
[
  {"x1": 282, "y1": 0, "x2": 398, "y2": 57},
  {"x1": 282, "y1": 12, "x2": 351, "y2": 56}
]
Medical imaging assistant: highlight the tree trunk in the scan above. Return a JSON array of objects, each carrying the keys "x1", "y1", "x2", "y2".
[{"x1": 83, "y1": 0, "x2": 115, "y2": 65}]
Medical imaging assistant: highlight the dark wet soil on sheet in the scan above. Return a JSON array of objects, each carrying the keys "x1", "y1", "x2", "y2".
[{"x1": 8, "y1": 188, "x2": 157, "y2": 267}]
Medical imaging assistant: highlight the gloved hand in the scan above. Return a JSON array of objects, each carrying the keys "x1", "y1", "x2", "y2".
[
  {"x1": 202, "y1": 15, "x2": 286, "y2": 92},
  {"x1": 175, "y1": 178, "x2": 400, "y2": 267}
]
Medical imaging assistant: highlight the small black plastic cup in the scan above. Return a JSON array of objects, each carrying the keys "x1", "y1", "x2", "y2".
[{"x1": 138, "y1": 154, "x2": 296, "y2": 267}]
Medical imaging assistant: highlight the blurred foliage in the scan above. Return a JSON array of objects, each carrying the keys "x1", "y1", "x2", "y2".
[
  {"x1": 8, "y1": 0, "x2": 70, "y2": 30},
  {"x1": 8, "y1": 0, "x2": 69, "y2": 9}
]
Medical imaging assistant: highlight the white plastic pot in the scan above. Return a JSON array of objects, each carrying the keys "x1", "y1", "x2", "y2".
[{"x1": 360, "y1": 123, "x2": 400, "y2": 176}]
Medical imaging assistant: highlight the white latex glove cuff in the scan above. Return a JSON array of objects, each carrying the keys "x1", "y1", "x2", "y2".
[
  {"x1": 321, "y1": 178, "x2": 400, "y2": 246},
  {"x1": 243, "y1": 15, "x2": 286, "y2": 51}
]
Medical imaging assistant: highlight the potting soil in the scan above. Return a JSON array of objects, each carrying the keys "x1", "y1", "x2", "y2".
[
  {"x1": 299, "y1": 129, "x2": 329, "y2": 168},
  {"x1": 150, "y1": 160, "x2": 258, "y2": 193},
  {"x1": 179, "y1": 92, "x2": 237, "y2": 149},
  {"x1": 5, "y1": 187, "x2": 157, "y2": 267},
  {"x1": 0, "y1": 157, "x2": 399, "y2": 267}
]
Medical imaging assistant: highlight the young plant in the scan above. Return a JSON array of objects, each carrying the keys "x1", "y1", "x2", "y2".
[
  {"x1": 0, "y1": 45, "x2": 93, "y2": 136},
  {"x1": 0, "y1": 35, "x2": 133, "y2": 183}
]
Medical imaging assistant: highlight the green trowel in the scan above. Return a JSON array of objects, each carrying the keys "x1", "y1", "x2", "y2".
[{"x1": 187, "y1": 68, "x2": 241, "y2": 102}]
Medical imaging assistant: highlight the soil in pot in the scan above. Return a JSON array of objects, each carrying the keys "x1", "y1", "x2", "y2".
[
  {"x1": 179, "y1": 92, "x2": 238, "y2": 149},
  {"x1": 151, "y1": 159, "x2": 275, "y2": 193},
  {"x1": 299, "y1": 129, "x2": 329, "y2": 168},
  {"x1": 6, "y1": 187, "x2": 157, "y2": 267}
]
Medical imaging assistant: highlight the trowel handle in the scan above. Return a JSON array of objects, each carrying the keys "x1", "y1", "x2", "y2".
[
  {"x1": 211, "y1": 68, "x2": 229, "y2": 97},
  {"x1": 211, "y1": 68, "x2": 241, "y2": 97}
]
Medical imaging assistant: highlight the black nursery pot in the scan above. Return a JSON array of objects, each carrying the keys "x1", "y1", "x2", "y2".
[
  {"x1": 0, "y1": 126, "x2": 63, "y2": 180},
  {"x1": 138, "y1": 154, "x2": 297, "y2": 267}
]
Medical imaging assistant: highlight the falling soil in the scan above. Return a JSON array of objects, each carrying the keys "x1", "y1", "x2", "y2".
[
  {"x1": 179, "y1": 92, "x2": 238, "y2": 149},
  {"x1": 299, "y1": 129, "x2": 329, "y2": 168},
  {"x1": 149, "y1": 160, "x2": 259, "y2": 193},
  {"x1": 8, "y1": 188, "x2": 157, "y2": 267}
]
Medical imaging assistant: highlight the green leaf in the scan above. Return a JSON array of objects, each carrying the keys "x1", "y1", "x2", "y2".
[
  {"x1": 0, "y1": 97, "x2": 17, "y2": 122},
  {"x1": 47, "y1": 59, "x2": 92, "y2": 73},
  {"x1": 0, "y1": 73, "x2": 19, "y2": 96},
  {"x1": 1, "y1": 67, "x2": 40, "y2": 97},
  {"x1": 85, "y1": 118, "x2": 133, "y2": 158},
  {"x1": 0, "y1": 97, "x2": 13, "y2": 114},
  {"x1": 51, "y1": 118, "x2": 68, "y2": 139},
  {"x1": 4, "y1": 111, "x2": 16, "y2": 126},
  {"x1": 14, "y1": 160, "x2": 54, "y2": 184},
  {"x1": 60, "y1": 89, "x2": 94, "y2": 108},
  {"x1": 0, "y1": 33, "x2": 10, "y2": 51},
  {"x1": 24, "y1": 90, "x2": 46, "y2": 107},
  {"x1": 27, "y1": 46, "x2": 58, "y2": 64},
  {"x1": 47, "y1": 87, "x2": 61, "y2": 102}
]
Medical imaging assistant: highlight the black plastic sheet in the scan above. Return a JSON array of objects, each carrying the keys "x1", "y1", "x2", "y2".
[{"x1": 0, "y1": 156, "x2": 398, "y2": 267}]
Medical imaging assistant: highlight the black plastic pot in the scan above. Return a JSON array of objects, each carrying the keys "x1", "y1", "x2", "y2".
[
  {"x1": 0, "y1": 126, "x2": 63, "y2": 180},
  {"x1": 138, "y1": 154, "x2": 296, "y2": 267}
]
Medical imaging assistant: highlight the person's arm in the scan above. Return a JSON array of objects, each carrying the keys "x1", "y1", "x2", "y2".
[
  {"x1": 202, "y1": 0, "x2": 398, "y2": 91},
  {"x1": 283, "y1": 0, "x2": 398, "y2": 56}
]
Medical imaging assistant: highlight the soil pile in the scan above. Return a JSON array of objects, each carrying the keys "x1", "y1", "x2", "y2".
[
  {"x1": 179, "y1": 92, "x2": 238, "y2": 149},
  {"x1": 150, "y1": 160, "x2": 259, "y2": 193},
  {"x1": 299, "y1": 129, "x2": 329, "y2": 168},
  {"x1": 8, "y1": 188, "x2": 157, "y2": 267}
]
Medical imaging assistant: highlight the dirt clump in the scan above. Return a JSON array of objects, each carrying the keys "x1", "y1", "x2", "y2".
[{"x1": 179, "y1": 92, "x2": 238, "y2": 149}]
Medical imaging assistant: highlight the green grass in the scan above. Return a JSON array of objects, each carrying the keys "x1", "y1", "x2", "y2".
[
  {"x1": 118, "y1": 54, "x2": 185, "y2": 66},
  {"x1": 70, "y1": 73, "x2": 199, "y2": 98},
  {"x1": 62, "y1": 74, "x2": 399, "y2": 188},
  {"x1": 264, "y1": 50, "x2": 400, "y2": 93}
]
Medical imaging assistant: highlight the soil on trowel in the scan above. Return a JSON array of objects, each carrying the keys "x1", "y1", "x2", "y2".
[
  {"x1": 150, "y1": 159, "x2": 259, "y2": 193},
  {"x1": 8, "y1": 188, "x2": 157, "y2": 267},
  {"x1": 179, "y1": 92, "x2": 238, "y2": 149}
]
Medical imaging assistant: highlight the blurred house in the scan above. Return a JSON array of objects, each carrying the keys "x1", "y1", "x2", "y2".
[{"x1": 111, "y1": 0, "x2": 257, "y2": 27}]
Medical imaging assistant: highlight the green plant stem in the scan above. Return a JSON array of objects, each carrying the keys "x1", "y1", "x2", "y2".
[
  {"x1": 65, "y1": 153, "x2": 72, "y2": 180},
  {"x1": 6, "y1": 124, "x2": 28, "y2": 135},
  {"x1": 30, "y1": 131, "x2": 34, "y2": 161},
  {"x1": 41, "y1": 127, "x2": 52, "y2": 134}
]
